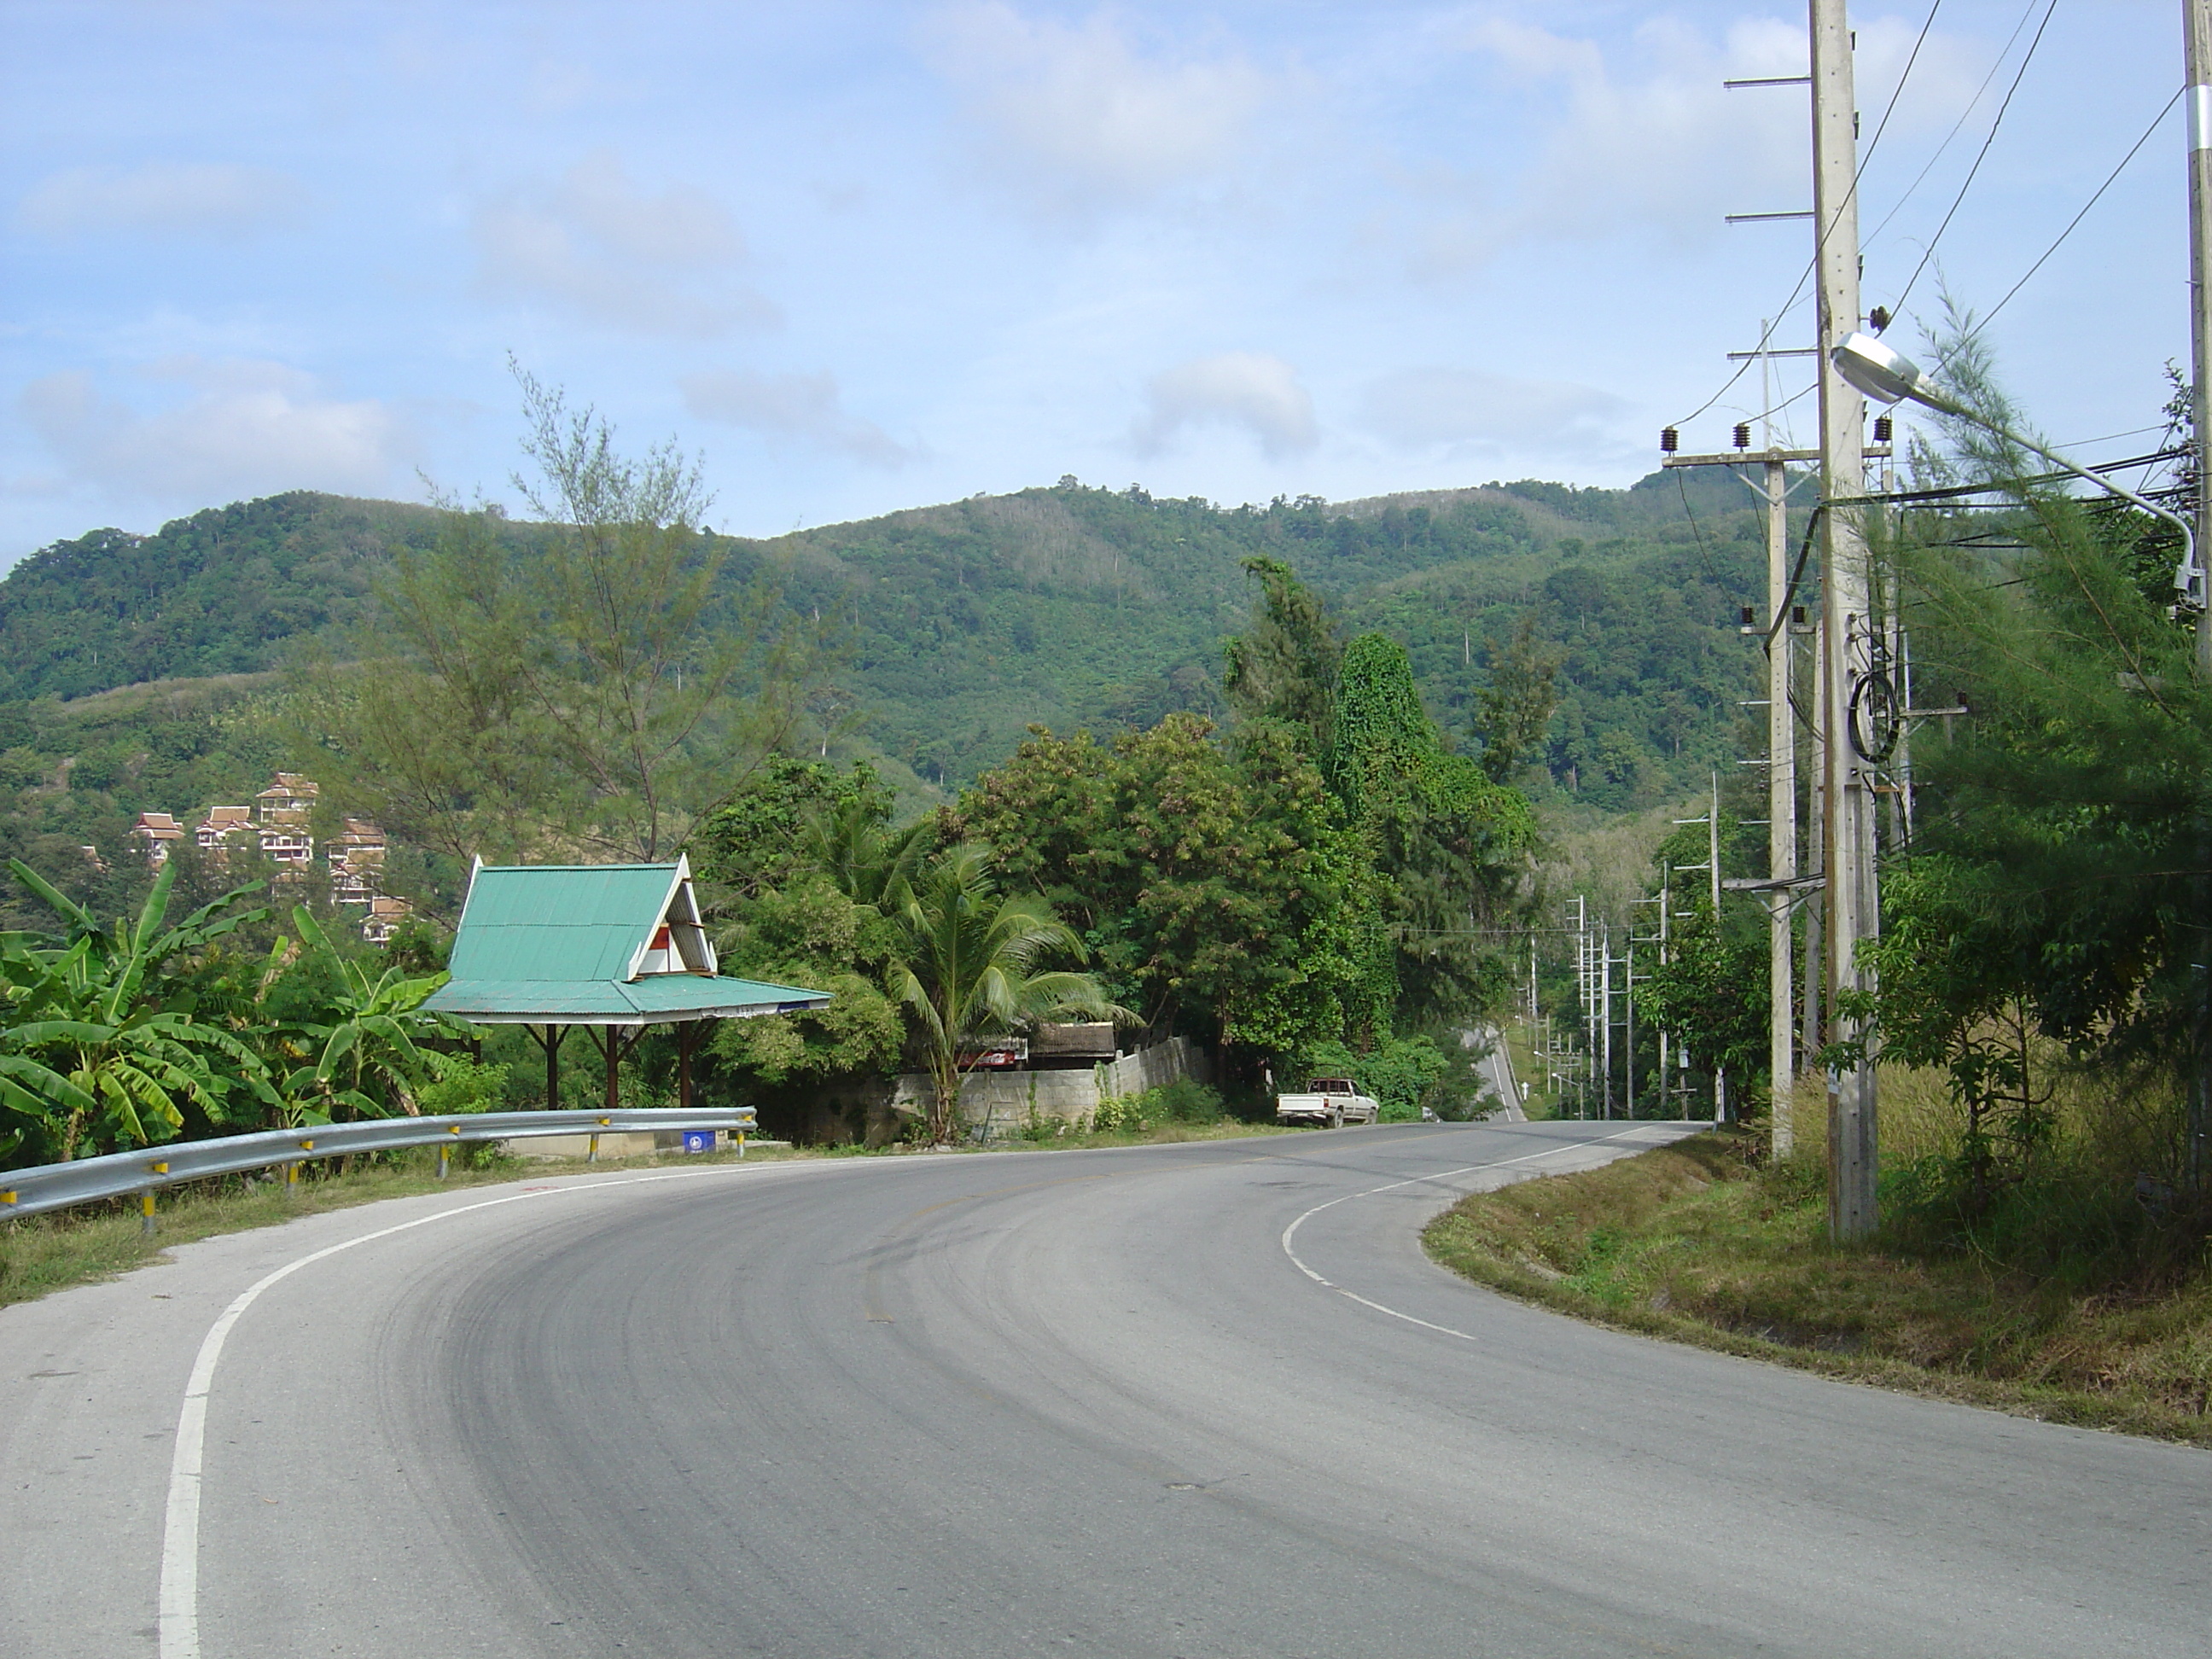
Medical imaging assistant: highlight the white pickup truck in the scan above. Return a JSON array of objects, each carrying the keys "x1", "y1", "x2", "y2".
[{"x1": 1274, "y1": 1077, "x2": 1382, "y2": 1127}]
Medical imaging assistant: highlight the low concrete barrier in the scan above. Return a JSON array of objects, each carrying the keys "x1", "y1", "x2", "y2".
[{"x1": 889, "y1": 1036, "x2": 1212, "y2": 1137}]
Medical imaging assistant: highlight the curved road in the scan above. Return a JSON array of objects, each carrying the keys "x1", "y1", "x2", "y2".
[{"x1": 3, "y1": 1121, "x2": 2204, "y2": 1657}]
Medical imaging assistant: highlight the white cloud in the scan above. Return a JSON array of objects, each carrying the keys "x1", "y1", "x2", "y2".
[
  {"x1": 682, "y1": 370, "x2": 917, "y2": 468},
  {"x1": 1359, "y1": 366, "x2": 1622, "y2": 455},
  {"x1": 471, "y1": 151, "x2": 775, "y2": 336},
  {"x1": 16, "y1": 162, "x2": 308, "y2": 238},
  {"x1": 1854, "y1": 15, "x2": 1986, "y2": 139},
  {"x1": 1424, "y1": 13, "x2": 1985, "y2": 274},
  {"x1": 20, "y1": 358, "x2": 410, "y2": 504},
  {"x1": 1451, "y1": 16, "x2": 1808, "y2": 259},
  {"x1": 925, "y1": 3, "x2": 1275, "y2": 211},
  {"x1": 1133, "y1": 352, "x2": 1316, "y2": 458}
]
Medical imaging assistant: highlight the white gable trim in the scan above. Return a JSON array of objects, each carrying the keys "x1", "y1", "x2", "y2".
[{"x1": 624, "y1": 854, "x2": 720, "y2": 980}]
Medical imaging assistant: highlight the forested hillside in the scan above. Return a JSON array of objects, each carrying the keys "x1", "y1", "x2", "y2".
[
  {"x1": 0, "y1": 493, "x2": 443, "y2": 701},
  {"x1": 0, "y1": 466, "x2": 1774, "y2": 830}
]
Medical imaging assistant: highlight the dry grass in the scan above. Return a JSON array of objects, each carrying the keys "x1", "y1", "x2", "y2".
[
  {"x1": 1773, "y1": 1062, "x2": 1966, "y2": 1166},
  {"x1": 1424, "y1": 1128, "x2": 2212, "y2": 1446}
]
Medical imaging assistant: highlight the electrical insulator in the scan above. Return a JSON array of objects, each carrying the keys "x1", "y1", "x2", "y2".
[
  {"x1": 1873, "y1": 415, "x2": 1893, "y2": 443},
  {"x1": 1660, "y1": 427, "x2": 1679, "y2": 453},
  {"x1": 1740, "y1": 605, "x2": 1757, "y2": 626},
  {"x1": 1791, "y1": 605, "x2": 1807, "y2": 628},
  {"x1": 1732, "y1": 422, "x2": 1751, "y2": 450}
]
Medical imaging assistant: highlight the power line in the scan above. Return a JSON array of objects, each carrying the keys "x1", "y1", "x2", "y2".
[
  {"x1": 1972, "y1": 86, "x2": 2182, "y2": 333},
  {"x1": 1857, "y1": 0, "x2": 1945, "y2": 172},
  {"x1": 2059, "y1": 421, "x2": 2174, "y2": 448},
  {"x1": 1669, "y1": 0, "x2": 1944, "y2": 429},
  {"x1": 1860, "y1": 0, "x2": 2046, "y2": 254},
  {"x1": 1892, "y1": 0, "x2": 2061, "y2": 319},
  {"x1": 1674, "y1": 469, "x2": 1729, "y2": 586}
]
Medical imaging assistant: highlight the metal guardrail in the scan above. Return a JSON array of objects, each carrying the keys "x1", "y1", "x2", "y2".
[{"x1": 0, "y1": 1108, "x2": 759, "y2": 1225}]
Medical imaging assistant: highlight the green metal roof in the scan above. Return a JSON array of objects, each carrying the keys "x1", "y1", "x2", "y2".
[
  {"x1": 427, "y1": 860, "x2": 832, "y2": 1026},
  {"x1": 444, "y1": 864, "x2": 686, "y2": 983}
]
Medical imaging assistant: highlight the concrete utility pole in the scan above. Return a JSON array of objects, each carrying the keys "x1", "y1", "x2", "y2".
[
  {"x1": 1664, "y1": 385, "x2": 1891, "y2": 1149},
  {"x1": 2190, "y1": 0, "x2": 2212, "y2": 681},
  {"x1": 1624, "y1": 936, "x2": 1638, "y2": 1118},
  {"x1": 1571, "y1": 896, "x2": 1593, "y2": 1119},
  {"x1": 1661, "y1": 439, "x2": 1812, "y2": 1135},
  {"x1": 1811, "y1": 0, "x2": 1879, "y2": 1238},
  {"x1": 1657, "y1": 864, "x2": 1672, "y2": 1111},
  {"x1": 1761, "y1": 342, "x2": 1798, "y2": 1155},
  {"x1": 1707, "y1": 771, "x2": 1727, "y2": 1125},
  {"x1": 1600, "y1": 923, "x2": 1615, "y2": 1120},
  {"x1": 2186, "y1": 0, "x2": 2212, "y2": 1190},
  {"x1": 1802, "y1": 614, "x2": 1825, "y2": 1062}
]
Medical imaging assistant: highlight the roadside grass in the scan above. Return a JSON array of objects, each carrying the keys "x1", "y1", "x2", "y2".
[
  {"x1": 1423, "y1": 1127, "x2": 2212, "y2": 1447},
  {"x1": 1, "y1": 1115, "x2": 1307, "y2": 1313}
]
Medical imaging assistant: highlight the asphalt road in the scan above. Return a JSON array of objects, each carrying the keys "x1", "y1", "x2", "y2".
[
  {"x1": 1465, "y1": 1025, "x2": 1525, "y2": 1120},
  {"x1": 3, "y1": 1121, "x2": 2206, "y2": 1658}
]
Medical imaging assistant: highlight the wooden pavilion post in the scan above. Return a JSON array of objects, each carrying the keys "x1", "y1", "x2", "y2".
[
  {"x1": 678, "y1": 1022, "x2": 697, "y2": 1109},
  {"x1": 527, "y1": 1023, "x2": 569, "y2": 1110}
]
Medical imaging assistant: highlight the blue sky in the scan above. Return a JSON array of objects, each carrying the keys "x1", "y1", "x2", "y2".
[{"x1": 0, "y1": 1, "x2": 2192, "y2": 562}]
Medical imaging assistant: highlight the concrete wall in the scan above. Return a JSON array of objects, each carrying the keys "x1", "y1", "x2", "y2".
[
  {"x1": 1103, "y1": 1035, "x2": 1209, "y2": 1099},
  {"x1": 890, "y1": 1036, "x2": 1210, "y2": 1138}
]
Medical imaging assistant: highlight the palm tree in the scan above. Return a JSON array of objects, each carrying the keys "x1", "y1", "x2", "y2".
[
  {"x1": 802, "y1": 793, "x2": 932, "y2": 911},
  {"x1": 882, "y1": 844, "x2": 1121, "y2": 1144}
]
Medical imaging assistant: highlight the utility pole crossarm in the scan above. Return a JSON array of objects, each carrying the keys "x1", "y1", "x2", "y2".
[{"x1": 1663, "y1": 446, "x2": 1889, "y2": 469}]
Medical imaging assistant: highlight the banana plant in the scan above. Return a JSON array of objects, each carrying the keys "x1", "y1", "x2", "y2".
[
  {"x1": 1, "y1": 860, "x2": 278, "y2": 1161},
  {"x1": 277, "y1": 906, "x2": 463, "y2": 1123}
]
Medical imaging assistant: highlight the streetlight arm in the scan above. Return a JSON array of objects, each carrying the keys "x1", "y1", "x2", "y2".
[
  {"x1": 1831, "y1": 333, "x2": 2199, "y2": 603},
  {"x1": 1898, "y1": 381, "x2": 2198, "y2": 598}
]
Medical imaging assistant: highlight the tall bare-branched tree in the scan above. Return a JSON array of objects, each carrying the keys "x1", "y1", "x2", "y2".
[{"x1": 301, "y1": 364, "x2": 829, "y2": 863}]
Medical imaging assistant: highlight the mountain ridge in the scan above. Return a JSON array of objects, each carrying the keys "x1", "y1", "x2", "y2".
[{"x1": 1, "y1": 469, "x2": 1773, "y2": 809}]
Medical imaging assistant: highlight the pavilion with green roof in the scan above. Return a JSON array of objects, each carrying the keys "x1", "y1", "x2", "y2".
[{"x1": 427, "y1": 857, "x2": 830, "y2": 1110}]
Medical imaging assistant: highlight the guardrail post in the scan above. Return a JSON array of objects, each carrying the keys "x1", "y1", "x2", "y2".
[
  {"x1": 586, "y1": 1132, "x2": 599, "y2": 1164},
  {"x1": 140, "y1": 1190, "x2": 156, "y2": 1237},
  {"x1": 436, "y1": 1144, "x2": 450, "y2": 1180},
  {"x1": 736, "y1": 1129, "x2": 746, "y2": 1160}
]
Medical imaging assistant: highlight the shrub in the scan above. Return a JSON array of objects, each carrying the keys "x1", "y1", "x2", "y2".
[
  {"x1": 417, "y1": 1055, "x2": 507, "y2": 1116},
  {"x1": 1091, "y1": 1092, "x2": 1147, "y2": 1133},
  {"x1": 1144, "y1": 1077, "x2": 1224, "y2": 1123}
]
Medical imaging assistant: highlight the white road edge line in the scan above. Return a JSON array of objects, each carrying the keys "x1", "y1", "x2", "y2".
[
  {"x1": 156, "y1": 1164, "x2": 755, "y2": 1659},
  {"x1": 1278, "y1": 1124, "x2": 1662, "y2": 1344}
]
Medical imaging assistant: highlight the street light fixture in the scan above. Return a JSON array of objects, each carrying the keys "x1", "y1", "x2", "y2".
[{"x1": 1831, "y1": 333, "x2": 2201, "y2": 605}]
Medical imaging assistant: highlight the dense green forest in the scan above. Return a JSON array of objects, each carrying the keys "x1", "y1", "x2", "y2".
[
  {"x1": 0, "y1": 493, "x2": 443, "y2": 699},
  {"x1": 0, "y1": 518, "x2": 1541, "y2": 1162},
  {"x1": 0, "y1": 466, "x2": 1775, "y2": 916}
]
